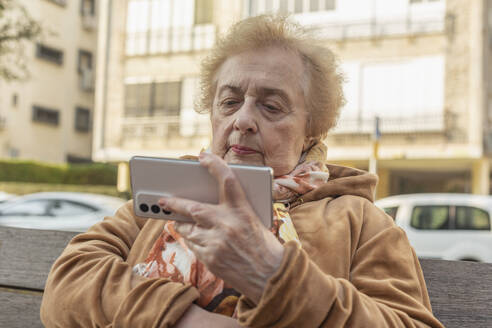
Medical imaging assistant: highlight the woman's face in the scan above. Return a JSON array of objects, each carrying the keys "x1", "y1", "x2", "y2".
[{"x1": 210, "y1": 47, "x2": 310, "y2": 176}]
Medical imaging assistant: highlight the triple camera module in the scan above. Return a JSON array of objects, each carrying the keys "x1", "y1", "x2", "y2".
[{"x1": 139, "y1": 203, "x2": 172, "y2": 215}]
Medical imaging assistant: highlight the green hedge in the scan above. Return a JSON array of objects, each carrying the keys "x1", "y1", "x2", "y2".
[
  {"x1": 0, "y1": 160, "x2": 118, "y2": 185},
  {"x1": 0, "y1": 182, "x2": 130, "y2": 199}
]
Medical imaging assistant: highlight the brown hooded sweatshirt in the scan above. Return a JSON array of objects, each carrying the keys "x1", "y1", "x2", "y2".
[{"x1": 40, "y1": 164, "x2": 444, "y2": 328}]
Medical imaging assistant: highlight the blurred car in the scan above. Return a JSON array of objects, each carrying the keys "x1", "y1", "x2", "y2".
[
  {"x1": 0, "y1": 192, "x2": 126, "y2": 232},
  {"x1": 375, "y1": 193, "x2": 492, "y2": 262},
  {"x1": 0, "y1": 191, "x2": 15, "y2": 203}
]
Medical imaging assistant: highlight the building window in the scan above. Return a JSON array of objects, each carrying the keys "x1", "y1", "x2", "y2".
[
  {"x1": 334, "y1": 56, "x2": 445, "y2": 134},
  {"x1": 126, "y1": 0, "x2": 216, "y2": 55},
  {"x1": 278, "y1": 0, "x2": 288, "y2": 14},
  {"x1": 46, "y1": 0, "x2": 67, "y2": 6},
  {"x1": 75, "y1": 107, "x2": 91, "y2": 132},
  {"x1": 80, "y1": 0, "x2": 96, "y2": 16},
  {"x1": 309, "y1": 0, "x2": 319, "y2": 11},
  {"x1": 410, "y1": 0, "x2": 441, "y2": 3},
  {"x1": 153, "y1": 82, "x2": 181, "y2": 116},
  {"x1": 12, "y1": 94, "x2": 18, "y2": 107},
  {"x1": 125, "y1": 83, "x2": 153, "y2": 117},
  {"x1": 81, "y1": 0, "x2": 97, "y2": 30},
  {"x1": 294, "y1": 0, "x2": 303, "y2": 13},
  {"x1": 78, "y1": 50, "x2": 94, "y2": 91},
  {"x1": 249, "y1": 0, "x2": 335, "y2": 16},
  {"x1": 32, "y1": 105, "x2": 60, "y2": 126},
  {"x1": 78, "y1": 50, "x2": 93, "y2": 73},
  {"x1": 36, "y1": 44, "x2": 63, "y2": 65},
  {"x1": 124, "y1": 81, "x2": 181, "y2": 117},
  {"x1": 195, "y1": 0, "x2": 213, "y2": 25},
  {"x1": 323, "y1": 0, "x2": 335, "y2": 10}
]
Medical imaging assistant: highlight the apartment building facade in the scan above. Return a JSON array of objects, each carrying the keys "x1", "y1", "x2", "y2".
[
  {"x1": 321, "y1": 0, "x2": 491, "y2": 198},
  {"x1": 0, "y1": 0, "x2": 98, "y2": 163},
  {"x1": 94, "y1": 0, "x2": 492, "y2": 198}
]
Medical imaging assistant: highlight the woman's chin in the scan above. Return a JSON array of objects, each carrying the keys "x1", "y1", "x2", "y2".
[{"x1": 224, "y1": 151, "x2": 265, "y2": 166}]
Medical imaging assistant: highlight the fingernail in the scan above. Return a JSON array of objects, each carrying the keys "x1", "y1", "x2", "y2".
[{"x1": 158, "y1": 198, "x2": 167, "y2": 206}]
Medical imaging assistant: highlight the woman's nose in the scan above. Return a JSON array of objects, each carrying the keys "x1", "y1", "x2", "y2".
[{"x1": 233, "y1": 100, "x2": 258, "y2": 134}]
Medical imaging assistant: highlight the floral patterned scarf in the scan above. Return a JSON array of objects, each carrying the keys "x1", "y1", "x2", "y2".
[{"x1": 133, "y1": 142, "x2": 329, "y2": 316}]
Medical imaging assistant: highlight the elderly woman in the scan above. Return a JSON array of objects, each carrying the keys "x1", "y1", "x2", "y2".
[{"x1": 41, "y1": 15, "x2": 443, "y2": 327}]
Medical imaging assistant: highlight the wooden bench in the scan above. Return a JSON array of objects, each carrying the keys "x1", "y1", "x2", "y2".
[
  {"x1": 1, "y1": 226, "x2": 491, "y2": 327},
  {"x1": 0, "y1": 227, "x2": 77, "y2": 328}
]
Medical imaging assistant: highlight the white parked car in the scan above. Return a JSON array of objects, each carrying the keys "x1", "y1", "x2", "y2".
[
  {"x1": 0, "y1": 191, "x2": 15, "y2": 203},
  {"x1": 0, "y1": 192, "x2": 126, "y2": 232},
  {"x1": 375, "y1": 193, "x2": 492, "y2": 263}
]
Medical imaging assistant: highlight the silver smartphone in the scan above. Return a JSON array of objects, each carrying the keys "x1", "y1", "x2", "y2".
[{"x1": 129, "y1": 156, "x2": 273, "y2": 228}]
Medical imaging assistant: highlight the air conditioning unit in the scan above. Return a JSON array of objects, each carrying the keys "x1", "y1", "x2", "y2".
[
  {"x1": 81, "y1": 67, "x2": 95, "y2": 92},
  {"x1": 82, "y1": 13, "x2": 97, "y2": 31}
]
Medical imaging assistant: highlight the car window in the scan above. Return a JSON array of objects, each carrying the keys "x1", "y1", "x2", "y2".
[
  {"x1": 410, "y1": 205, "x2": 450, "y2": 230},
  {"x1": 455, "y1": 206, "x2": 490, "y2": 231},
  {"x1": 49, "y1": 200, "x2": 97, "y2": 217},
  {"x1": 0, "y1": 200, "x2": 52, "y2": 216},
  {"x1": 383, "y1": 206, "x2": 398, "y2": 220}
]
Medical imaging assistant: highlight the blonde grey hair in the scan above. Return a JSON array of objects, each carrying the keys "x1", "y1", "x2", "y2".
[{"x1": 196, "y1": 15, "x2": 345, "y2": 139}]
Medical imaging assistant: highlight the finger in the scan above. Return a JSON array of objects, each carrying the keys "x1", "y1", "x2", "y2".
[
  {"x1": 181, "y1": 238, "x2": 207, "y2": 258},
  {"x1": 183, "y1": 238, "x2": 226, "y2": 274},
  {"x1": 174, "y1": 221, "x2": 194, "y2": 237},
  {"x1": 158, "y1": 197, "x2": 217, "y2": 227},
  {"x1": 199, "y1": 152, "x2": 247, "y2": 206},
  {"x1": 175, "y1": 222, "x2": 209, "y2": 246}
]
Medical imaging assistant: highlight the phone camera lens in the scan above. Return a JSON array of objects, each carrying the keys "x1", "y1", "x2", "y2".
[
  {"x1": 151, "y1": 205, "x2": 160, "y2": 214},
  {"x1": 139, "y1": 203, "x2": 149, "y2": 212},
  {"x1": 163, "y1": 209, "x2": 172, "y2": 215}
]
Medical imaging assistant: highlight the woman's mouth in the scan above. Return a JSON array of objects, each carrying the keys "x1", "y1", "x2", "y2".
[{"x1": 230, "y1": 144, "x2": 259, "y2": 155}]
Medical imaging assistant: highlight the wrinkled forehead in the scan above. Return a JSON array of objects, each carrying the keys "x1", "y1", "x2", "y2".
[{"x1": 213, "y1": 47, "x2": 308, "y2": 100}]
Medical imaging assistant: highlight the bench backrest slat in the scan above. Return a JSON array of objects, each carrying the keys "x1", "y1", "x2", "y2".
[
  {"x1": 0, "y1": 287, "x2": 43, "y2": 328},
  {"x1": 420, "y1": 258, "x2": 492, "y2": 328},
  {"x1": 1, "y1": 227, "x2": 492, "y2": 327},
  {"x1": 0, "y1": 227, "x2": 77, "y2": 290}
]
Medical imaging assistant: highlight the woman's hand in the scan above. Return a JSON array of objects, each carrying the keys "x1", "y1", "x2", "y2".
[{"x1": 159, "y1": 152, "x2": 284, "y2": 304}]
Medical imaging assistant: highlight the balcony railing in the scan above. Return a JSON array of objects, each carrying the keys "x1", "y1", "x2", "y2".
[
  {"x1": 126, "y1": 24, "x2": 215, "y2": 56},
  {"x1": 332, "y1": 113, "x2": 451, "y2": 135},
  {"x1": 121, "y1": 116, "x2": 210, "y2": 139},
  {"x1": 309, "y1": 16, "x2": 446, "y2": 40},
  {"x1": 120, "y1": 112, "x2": 451, "y2": 144}
]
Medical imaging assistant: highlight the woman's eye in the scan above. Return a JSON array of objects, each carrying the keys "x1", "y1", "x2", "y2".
[
  {"x1": 221, "y1": 99, "x2": 240, "y2": 107},
  {"x1": 219, "y1": 99, "x2": 241, "y2": 115},
  {"x1": 263, "y1": 104, "x2": 280, "y2": 112}
]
